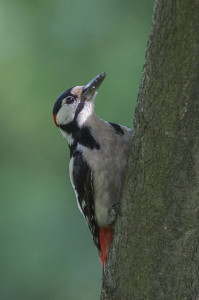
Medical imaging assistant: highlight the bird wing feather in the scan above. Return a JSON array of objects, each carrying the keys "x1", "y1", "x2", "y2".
[{"x1": 72, "y1": 151, "x2": 101, "y2": 251}]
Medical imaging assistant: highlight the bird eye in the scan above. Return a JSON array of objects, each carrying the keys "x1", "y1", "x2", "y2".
[{"x1": 65, "y1": 96, "x2": 75, "y2": 105}]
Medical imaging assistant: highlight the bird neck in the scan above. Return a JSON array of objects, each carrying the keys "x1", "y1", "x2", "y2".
[{"x1": 77, "y1": 101, "x2": 94, "y2": 127}]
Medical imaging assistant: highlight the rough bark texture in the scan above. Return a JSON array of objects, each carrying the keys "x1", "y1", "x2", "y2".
[{"x1": 101, "y1": 0, "x2": 199, "y2": 299}]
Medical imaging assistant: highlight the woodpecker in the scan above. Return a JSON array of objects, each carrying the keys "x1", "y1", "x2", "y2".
[{"x1": 52, "y1": 72, "x2": 132, "y2": 268}]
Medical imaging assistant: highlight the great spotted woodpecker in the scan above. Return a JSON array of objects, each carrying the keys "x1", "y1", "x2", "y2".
[{"x1": 52, "y1": 72, "x2": 132, "y2": 268}]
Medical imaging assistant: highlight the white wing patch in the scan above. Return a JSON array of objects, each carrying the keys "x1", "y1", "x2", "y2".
[{"x1": 69, "y1": 156, "x2": 84, "y2": 215}]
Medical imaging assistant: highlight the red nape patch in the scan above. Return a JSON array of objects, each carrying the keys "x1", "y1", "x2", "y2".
[
  {"x1": 53, "y1": 114, "x2": 58, "y2": 127},
  {"x1": 99, "y1": 228, "x2": 114, "y2": 268}
]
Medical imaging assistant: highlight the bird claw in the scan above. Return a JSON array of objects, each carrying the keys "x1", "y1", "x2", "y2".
[{"x1": 108, "y1": 204, "x2": 120, "y2": 225}]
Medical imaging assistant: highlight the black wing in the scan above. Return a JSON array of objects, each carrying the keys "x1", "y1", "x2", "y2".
[{"x1": 72, "y1": 150, "x2": 100, "y2": 251}]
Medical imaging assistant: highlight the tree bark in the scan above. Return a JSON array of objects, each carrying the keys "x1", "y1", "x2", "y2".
[{"x1": 101, "y1": 0, "x2": 199, "y2": 299}]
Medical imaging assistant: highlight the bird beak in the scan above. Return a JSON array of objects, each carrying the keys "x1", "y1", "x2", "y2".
[{"x1": 82, "y1": 72, "x2": 106, "y2": 101}]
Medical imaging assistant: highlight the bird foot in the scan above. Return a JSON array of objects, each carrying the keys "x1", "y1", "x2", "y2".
[{"x1": 108, "y1": 204, "x2": 120, "y2": 225}]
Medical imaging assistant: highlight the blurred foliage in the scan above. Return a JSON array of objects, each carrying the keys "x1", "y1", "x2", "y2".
[{"x1": 0, "y1": 0, "x2": 154, "y2": 299}]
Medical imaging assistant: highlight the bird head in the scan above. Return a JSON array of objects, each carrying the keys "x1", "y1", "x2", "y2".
[{"x1": 52, "y1": 72, "x2": 106, "y2": 128}]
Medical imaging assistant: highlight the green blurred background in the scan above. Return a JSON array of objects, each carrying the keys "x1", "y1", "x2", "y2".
[{"x1": 0, "y1": 0, "x2": 154, "y2": 299}]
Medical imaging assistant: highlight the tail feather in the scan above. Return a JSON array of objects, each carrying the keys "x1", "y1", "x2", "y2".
[{"x1": 99, "y1": 228, "x2": 114, "y2": 268}]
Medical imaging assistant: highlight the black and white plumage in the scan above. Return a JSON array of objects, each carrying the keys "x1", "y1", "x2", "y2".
[
  {"x1": 52, "y1": 72, "x2": 132, "y2": 266},
  {"x1": 70, "y1": 149, "x2": 100, "y2": 250}
]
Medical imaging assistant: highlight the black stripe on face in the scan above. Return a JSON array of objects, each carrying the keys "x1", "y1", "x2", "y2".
[
  {"x1": 109, "y1": 122, "x2": 124, "y2": 135},
  {"x1": 74, "y1": 102, "x2": 85, "y2": 119},
  {"x1": 61, "y1": 101, "x2": 100, "y2": 151},
  {"x1": 59, "y1": 102, "x2": 85, "y2": 133}
]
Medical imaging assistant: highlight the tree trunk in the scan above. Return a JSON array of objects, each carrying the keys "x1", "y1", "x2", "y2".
[{"x1": 101, "y1": 0, "x2": 199, "y2": 299}]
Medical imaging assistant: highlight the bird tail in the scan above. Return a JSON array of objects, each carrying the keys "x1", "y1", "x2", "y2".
[{"x1": 99, "y1": 228, "x2": 114, "y2": 269}]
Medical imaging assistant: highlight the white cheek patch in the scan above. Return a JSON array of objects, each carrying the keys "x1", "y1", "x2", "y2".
[{"x1": 56, "y1": 105, "x2": 75, "y2": 125}]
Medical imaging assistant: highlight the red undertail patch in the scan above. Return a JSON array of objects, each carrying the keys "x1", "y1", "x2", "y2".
[{"x1": 99, "y1": 228, "x2": 114, "y2": 268}]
